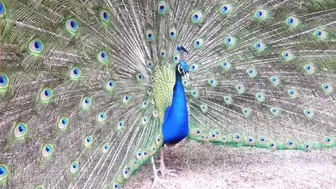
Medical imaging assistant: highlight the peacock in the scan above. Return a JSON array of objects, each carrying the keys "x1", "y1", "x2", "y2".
[{"x1": 1, "y1": 0, "x2": 336, "y2": 188}]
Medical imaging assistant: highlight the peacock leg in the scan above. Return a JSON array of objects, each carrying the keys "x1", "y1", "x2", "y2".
[
  {"x1": 157, "y1": 148, "x2": 178, "y2": 177},
  {"x1": 151, "y1": 156, "x2": 169, "y2": 188}
]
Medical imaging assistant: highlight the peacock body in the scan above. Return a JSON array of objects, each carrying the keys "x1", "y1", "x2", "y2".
[{"x1": 0, "y1": 0, "x2": 336, "y2": 188}]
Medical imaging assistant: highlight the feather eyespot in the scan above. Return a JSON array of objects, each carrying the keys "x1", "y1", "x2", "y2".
[
  {"x1": 0, "y1": 2, "x2": 7, "y2": 18},
  {"x1": 286, "y1": 16, "x2": 299, "y2": 27},
  {"x1": 142, "y1": 116, "x2": 149, "y2": 125},
  {"x1": 97, "y1": 112, "x2": 106, "y2": 122},
  {"x1": 321, "y1": 83, "x2": 333, "y2": 94},
  {"x1": 57, "y1": 117, "x2": 69, "y2": 130},
  {"x1": 270, "y1": 107, "x2": 280, "y2": 117},
  {"x1": 40, "y1": 87, "x2": 53, "y2": 102},
  {"x1": 223, "y1": 95, "x2": 233, "y2": 105},
  {"x1": 84, "y1": 136, "x2": 93, "y2": 147},
  {"x1": 105, "y1": 80, "x2": 116, "y2": 91},
  {"x1": 69, "y1": 66, "x2": 81, "y2": 80},
  {"x1": 190, "y1": 10, "x2": 204, "y2": 24},
  {"x1": 286, "y1": 140, "x2": 295, "y2": 148},
  {"x1": 173, "y1": 53, "x2": 181, "y2": 64},
  {"x1": 0, "y1": 164, "x2": 8, "y2": 182},
  {"x1": 102, "y1": 143, "x2": 109, "y2": 153},
  {"x1": 220, "y1": 61, "x2": 231, "y2": 71},
  {"x1": 258, "y1": 136, "x2": 266, "y2": 144},
  {"x1": 41, "y1": 144, "x2": 53, "y2": 158},
  {"x1": 247, "y1": 136, "x2": 255, "y2": 145},
  {"x1": 304, "y1": 109, "x2": 314, "y2": 120},
  {"x1": 0, "y1": 73, "x2": 8, "y2": 92},
  {"x1": 190, "y1": 89, "x2": 199, "y2": 98},
  {"x1": 136, "y1": 73, "x2": 144, "y2": 82},
  {"x1": 242, "y1": 107, "x2": 252, "y2": 118},
  {"x1": 168, "y1": 26, "x2": 177, "y2": 40},
  {"x1": 155, "y1": 135, "x2": 163, "y2": 146},
  {"x1": 235, "y1": 84, "x2": 246, "y2": 94},
  {"x1": 254, "y1": 42, "x2": 266, "y2": 52},
  {"x1": 194, "y1": 38, "x2": 204, "y2": 49},
  {"x1": 158, "y1": 0, "x2": 169, "y2": 15},
  {"x1": 224, "y1": 36, "x2": 236, "y2": 46},
  {"x1": 220, "y1": 4, "x2": 232, "y2": 15},
  {"x1": 247, "y1": 68, "x2": 257, "y2": 78},
  {"x1": 99, "y1": 9, "x2": 110, "y2": 23},
  {"x1": 314, "y1": 29, "x2": 327, "y2": 40},
  {"x1": 118, "y1": 121, "x2": 124, "y2": 130},
  {"x1": 81, "y1": 97, "x2": 92, "y2": 109},
  {"x1": 323, "y1": 137, "x2": 334, "y2": 146},
  {"x1": 70, "y1": 161, "x2": 79, "y2": 174},
  {"x1": 269, "y1": 76, "x2": 280, "y2": 86},
  {"x1": 145, "y1": 28, "x2": 155, "y2": 41},
  {"x1": 65, "y1": 18, "x2": 79, "y2": 34},
  {"x1": 123, "y1": 95, "x2": 131, "y2": 103},
  {"x1": 28, "y1": 39, "x2": 44, "y2": 55},
  {"x1": 97, "y1": 50, "x2": 109, "y2": 64},
  {"x1": 281, "y1": 50, "x2": 294, "y2": 61},
  {"x1": 13, "y1": 122, "x2": 28, "y2": 139},
  {"x1": 254, "y1": 9, "x2": 267, "y2": 20}
]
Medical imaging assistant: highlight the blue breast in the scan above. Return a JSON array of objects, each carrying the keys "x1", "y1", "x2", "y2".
[{"x1": 162, "y1": 72, "x2": 189, "y2": 144}]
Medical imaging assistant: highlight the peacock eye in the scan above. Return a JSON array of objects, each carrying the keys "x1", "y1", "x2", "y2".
[
  {"x1": 314, "y1": 29, "x2": 327, "y2": 40},
  {"x1": 168, "y1": 26, "x2": 177, "y2": 40},
  {"x1": 173, "y1": 53, "x2": 181, "y2": 64},
  {"x1": 190, "y1": 10, "x2": 204, "y2": 24},
  {"x1": 286, "y1": 16, "x2": 299, "y2": 27},
  {"x1": 145, "y1": 28, "x2": 155, "y2": 41},
  {"x1": 40, "y1": 87, "x2": 53, "y2": 102},
  {"x1": 157, "y1": 0, "x2": 169, "y2": 15},
  {"x1": 0, "y1": 164, "x2": 8, "y2": 182},
  {"x1": 81, "y1": 97, "x2": 92, "y2": 109},
  {"x1": 193, "y1": 38, "x2": 204, "y2": 49},
  {"x1": 123, "y1": 95, "x2": 131, "y2": 103},
  {"x1": 247, "y1": 68, "x2": 257, "y2": 78},
  {"x1": 254, "y1": 41, "x2": 266, "y2": 51},
  {"x1": 105, "y1": 80, "x2": 116, "y2": 91},
  {"x1": 65, "y1": 18, "x2": 79, "y2": 34},
  {"x1": 270, "y1": 107, "x2": 280, "y2": 117},
  {"x1": 281, "y1": 50, "x2": 294, "y2": 61},
  {"x1": 255, "y1": 9, "x2": 267, "y2": 20},
  {"x1": 270, "y1": 76, "x2": 280, "y2": 86},
  {"x1": 13, "y1": 122, "x2": 28, "y2": 139},
  {"x1": 220, "y1": 4, "x2": 232, "y2": 15},
  {"x1": 321, "y1": 83, "x2": 333, "y2": 94},
  {"x1": 58, "y1": 117, "x2": 69, "y2": 130},
  {"x1": 0, "y1": 2, "x2": 7, "y2": 17},
  {"x1": 84, "y1": 136, "x2": 93, "y2": 147},
  {"x1": 136, "y1": 73, "x2": 144, "y2": 82},
  {"x1": 160, "y1": 49, "x2": 167, "y2": 59},
  {"x1": 118, "y1": 121, "x2": 125, "y2": 130},
  {"x1": 28, "y1": 39, "x2": 44, "y2": 55},
  {"x1": 69, "y1": 66, "x2": 81, "y2": 80},
  {"x1": 224, "y1": 36, "x2": 236, "y2": 46},
  {"x1": 97, "y1": 112, "x2": 106, "y2": 122},
  {"x1": 41, "y1": 144, "x2": 53, "y2": 158},
  {"x1": 99, "y1": 10, "x2": 110, "y2": 23},
  {"x1": 0, "y1": 73, "x2": 9, "y2": 92},
  {"x1": 97, "y1": 50, "x2": 109, "y2": 64},
  {"x1": 70, "y1": 161, "x2": 79, "y2": 174}
]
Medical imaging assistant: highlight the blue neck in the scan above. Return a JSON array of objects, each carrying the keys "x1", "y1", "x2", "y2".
[{"x1": 171, "y1": 71, "x2": 187, "y2": 114}]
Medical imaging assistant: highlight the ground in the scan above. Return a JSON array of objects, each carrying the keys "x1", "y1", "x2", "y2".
[{"x1": 124, "y1": 140, "x2": 336, "y2": 189}]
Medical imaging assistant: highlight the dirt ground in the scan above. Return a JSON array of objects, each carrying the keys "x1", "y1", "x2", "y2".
[{"x1": 124, "y1": 140, "x2": 336, "y2": 189}]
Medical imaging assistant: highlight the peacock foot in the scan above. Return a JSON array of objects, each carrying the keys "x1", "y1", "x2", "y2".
[
  {"x1": 151, "y1": 174, "x2": 170, "y2": 188},
  {"x1": 157, "y1": 167, "x2": 178, "y2": 177}
]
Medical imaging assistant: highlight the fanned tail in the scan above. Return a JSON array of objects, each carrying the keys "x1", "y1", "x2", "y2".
[{"x1": 185, "y1": 0, "x2": 336, "y2": 151}]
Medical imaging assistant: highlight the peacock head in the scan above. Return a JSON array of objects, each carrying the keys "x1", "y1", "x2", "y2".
[{"x1": 176, "y1": 60, "x2": 190, "y2": 81}]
